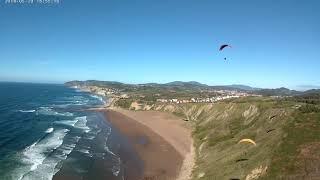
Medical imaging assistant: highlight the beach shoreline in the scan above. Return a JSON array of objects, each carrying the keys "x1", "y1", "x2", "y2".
[{"x1": 103, "y1": 108, "x2": 194, "y2": 180}]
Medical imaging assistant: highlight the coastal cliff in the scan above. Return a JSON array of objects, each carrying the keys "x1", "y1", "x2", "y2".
[
  {"x1": 143, "y1": 99, "x2": 320, "y2": 180},
  {"x1": 65, "y1": 81, "x2": 320, "y2": 179}
]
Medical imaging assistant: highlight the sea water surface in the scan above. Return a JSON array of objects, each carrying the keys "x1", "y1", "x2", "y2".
[{"x1": 0, "y1": 82, "x2": 142, "y2": 180}]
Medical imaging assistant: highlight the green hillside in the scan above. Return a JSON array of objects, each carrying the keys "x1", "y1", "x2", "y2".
[
  {"x1": 153, "y1": 98, "x2": 320, "y2": 179},
  {"x1": 65, "y1": 80, "x2": 320, "y2": 179}
]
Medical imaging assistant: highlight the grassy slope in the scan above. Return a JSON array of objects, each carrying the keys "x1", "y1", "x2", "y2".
[{"x1": 152, "y1": 97, "x2": 320, "y2": 179}]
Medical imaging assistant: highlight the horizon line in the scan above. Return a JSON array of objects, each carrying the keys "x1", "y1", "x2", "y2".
[{"x1": 1, "y1": 80, "x2": 320, "y2": 91}]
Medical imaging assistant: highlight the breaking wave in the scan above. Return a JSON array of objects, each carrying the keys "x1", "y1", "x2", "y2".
[
  {"x1": 45, "y1": 128, "x2": 54, "y2": 133},
  {"x1": 18, "y1": 110, "x2": 36, "y2": 113},
  {"x1": 36, "y1": 107, "x2": 73, "y2": 117},
  {"x1": 15, "y1": 129, "x2": 69, "y2": 180}
]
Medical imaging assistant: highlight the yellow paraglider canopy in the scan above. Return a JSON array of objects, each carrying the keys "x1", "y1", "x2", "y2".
[{"x1": 238, "y1": 138, "x2": 256, "y2": 146}]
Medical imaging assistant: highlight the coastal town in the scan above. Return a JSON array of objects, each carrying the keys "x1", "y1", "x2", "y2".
[
  {"x1": 155, "y1": 91, "x2": 257, "y2": 104},
  {"x1": 71, "y1": 84, "x2": 261, "y2": 105}
]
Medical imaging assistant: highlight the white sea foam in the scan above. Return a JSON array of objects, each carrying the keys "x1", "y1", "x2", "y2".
[
  {"x1": 83, "y1": 126, "x2": 102, "y2": 140},
  {"x1": 105, "y1": 127, "x2": 112, "y2": 141},
  {"x1": 112, "y1": 157, "x2": 121, "y2": 177},
  {"x1": 86, "y1": 129, "x2": 101, "y2": 136},
  {"x1": 14, "y1": 128, "x2": 81, "y2": 180},
  {"x1": 84, "y1": 135, "x2": 95, "y2": 140},
  {"x1": 104, "y1": 146, "x2": 116, "y2": 156},
  {"x1": 36, "y1": 107, "x2": 73, "y2": 117},
  {"x1": 59, "y1": 143, "x2": 77, "y2": 156},
  {"x1": 77, "y1": 149, "x2": 90, "y2": 154},
  {"x1": 52, "y1": 104, "x2": 72, "y2": 108},
  {"x1": 16, "y1": 129, "x2": 69, "y2": 180},
  {"x1": 52, "y1": 102, "x2": 87, "y2": 108},
  {"x1": 105, "y1": 151, "x2": 121, "y2": 177},
  {"x1": 90, "y1": 94, "x2": 105, "y2": 103},
  {"x1": 54, "y1": 119, "x2": 78, "y2": 127},
  {"x1": 54, "y1": 116, "x2": 90, "y2": 135},
  {"x1": 45, "y1": 128, "x2": 54, "y2": 133},
  {"x1": 62, "y1": 96, "x2": 89, "y2": 104},
  {"x1": 54, "y1": 136, "x2": 83, "y2": 159},
  {"x1": 72, "y1": 136, "x2": 81, "y2": 141},
  {"x1": 94, "y1": 152, "x2": 105, "y2": 158},
  {"x1": 18, "y1": 110, "x2": 36, "y2": 113},
  {"x1": 103, "y1": 127, "x2": 120, "y2": 177},
  {"x1": 74, "y1": 116, "x2": 90, "y2": 132}
]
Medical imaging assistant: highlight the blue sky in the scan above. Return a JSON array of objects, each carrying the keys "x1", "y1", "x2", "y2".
[{"x1": 0, "y1": 0, "x2": 319, "y2": 89}]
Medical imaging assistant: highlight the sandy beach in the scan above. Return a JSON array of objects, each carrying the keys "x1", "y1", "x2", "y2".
[{"x1": 104, "y1": 108, "x2": 194, "y2": 180}]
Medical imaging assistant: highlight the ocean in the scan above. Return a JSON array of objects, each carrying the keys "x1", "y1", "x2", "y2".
[{"x1": 0, "y1": 82, "x2": 142, "y2": 180}]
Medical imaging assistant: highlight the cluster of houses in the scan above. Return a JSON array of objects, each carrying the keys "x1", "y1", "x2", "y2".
[
  {"x1": 72, "y1": 85, "x2": 261, "y2": 105},
  {"x1": 156, "y1": 92, "x2": 257, "y2": 104}
]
